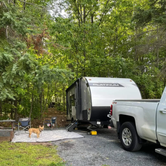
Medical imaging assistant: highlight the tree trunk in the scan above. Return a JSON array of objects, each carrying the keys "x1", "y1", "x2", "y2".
[
  {"x1": 156, "y1": 26, "x2": 159, "y2": 68},
  {"x1": 91, "y1": 14, "x2": 93, "y2": 23},
  {"x1": 40, "y1": 88, "x2": 43, "y2": 117},
  {"x1": 63, "y1": 84, "x2": 66, "y2": 111},
  {"x1": 14, "y1": 100, "x2": 18, "y2": 120},
  {"x1": 29, "y1": 92, "x2": 34, "y2": 118},
  {"x1": 0, "y1": 101, "x2": 2, "y2": 116},
  {"x1": 10, "y1": 100, "x2": 14, "y2": 119},
  {"x1": 24, "y1": 0, "x2": 26, "y2": 10}
]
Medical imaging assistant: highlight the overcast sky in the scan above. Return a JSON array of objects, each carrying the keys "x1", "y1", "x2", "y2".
[{"x1": 48, "y1": 0, "x2": 68, "y2": 18}]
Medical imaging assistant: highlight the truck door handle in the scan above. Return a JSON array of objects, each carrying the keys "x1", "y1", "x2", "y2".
[{"x1": 160, "y1": 109, "x2": 166, "y2": 114}]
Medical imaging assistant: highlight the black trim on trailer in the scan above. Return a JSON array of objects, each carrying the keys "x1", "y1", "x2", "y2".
[
  {"x1": 78, "y1": 78, "x2": 81, "y2": 119},
  {"x1": 90, "y1": 106, "x2": 110, "y2": 121},
  {"x1": 77, "y1": 120, "x2": 110, "y2": 126}
]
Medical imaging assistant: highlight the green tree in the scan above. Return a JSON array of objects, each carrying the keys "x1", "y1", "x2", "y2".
[{"x1": 0, "y1": 0, "x2": 73, "y2": 119}]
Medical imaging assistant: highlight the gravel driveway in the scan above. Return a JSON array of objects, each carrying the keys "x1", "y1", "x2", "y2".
[{"x1": 52, "y1": 127, "x2": 166, "y2": 166}]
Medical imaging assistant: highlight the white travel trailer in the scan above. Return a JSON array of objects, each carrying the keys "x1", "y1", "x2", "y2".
[{"x1": 66, "y1": 77, "x2": 142, "y2": 129}]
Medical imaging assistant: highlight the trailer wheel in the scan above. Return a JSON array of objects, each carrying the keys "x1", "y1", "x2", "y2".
[{"x1": 119, "y1": 122, "x2": 142, "y2": 152}]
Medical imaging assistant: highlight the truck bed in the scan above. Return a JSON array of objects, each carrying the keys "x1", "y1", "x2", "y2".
[{"x1": 115, "y1": 99, "x2": 160, "y2": 102}]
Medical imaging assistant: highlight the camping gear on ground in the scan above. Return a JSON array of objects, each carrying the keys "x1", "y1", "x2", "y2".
[{"x1": 18, "y1": 118, "x2": 31, "y2": 133}]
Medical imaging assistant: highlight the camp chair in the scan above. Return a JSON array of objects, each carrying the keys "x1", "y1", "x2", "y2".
[
  {"x1": 51, "y1": 117, "x2": 57, "y2": 128},
  {"x1": 44, "y1": 117, "x2": 57, "y2": 129},
  {"x1": 18, "y1": 118, "x2": 31, "y2": 133}
]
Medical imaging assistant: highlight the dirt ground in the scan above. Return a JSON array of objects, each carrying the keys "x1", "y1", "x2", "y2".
[{"x1": 31, "y1": 108, "x2": 70, "y2": 128}]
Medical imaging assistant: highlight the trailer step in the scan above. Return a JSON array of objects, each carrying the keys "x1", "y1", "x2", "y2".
[
  {"x1": 66, "y1": 121, "x2": 78, "y2": 132},
  {"x1": 155, "y1": 148, "x2": 166, "y2": 157}
]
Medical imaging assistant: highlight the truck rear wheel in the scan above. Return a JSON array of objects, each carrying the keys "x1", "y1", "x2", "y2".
[{"x1": 119, "y1": 122, "x2": 142, "y2": 152}]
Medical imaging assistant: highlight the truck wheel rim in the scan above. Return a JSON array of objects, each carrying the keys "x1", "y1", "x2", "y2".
[{"x1": 122, "y1": 128, "x2": 132, "y2": 146}]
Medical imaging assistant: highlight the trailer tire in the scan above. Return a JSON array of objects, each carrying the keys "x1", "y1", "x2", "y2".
[{"x1": 119, "y1": 122, "x2": 142, "y2": 152}]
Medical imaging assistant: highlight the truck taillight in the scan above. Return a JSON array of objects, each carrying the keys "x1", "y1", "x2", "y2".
[{"x1": 110, "y1": 105, "x2": 113, "y2": 116}]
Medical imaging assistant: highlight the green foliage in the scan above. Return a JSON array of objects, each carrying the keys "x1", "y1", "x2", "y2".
[
  {"x1": 0, "y1": 0, "x2": 73, "y2": 119},
  {"x1": 51, "y1": 0, "x2": 166, "y2": 99},
  {"x1": 0, "y1": 0, "x2": 166, "y2": 120},
  {"x1": 133, "y1": 0, "x2": 166, "y2": 26}
]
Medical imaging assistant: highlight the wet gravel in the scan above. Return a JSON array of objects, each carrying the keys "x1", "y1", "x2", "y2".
[{"x1": 52, "y1": 127, "x2": 166, "y2": 166}]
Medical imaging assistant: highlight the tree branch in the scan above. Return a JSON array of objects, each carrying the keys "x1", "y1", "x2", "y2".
[{"x1": 99, "y1": 0, "x2": 110, "y2": 26}]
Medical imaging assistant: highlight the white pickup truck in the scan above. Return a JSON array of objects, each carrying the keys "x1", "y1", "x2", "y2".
[{"x1": 110, "y1": 87, "x2": 166, "y2": 156}]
